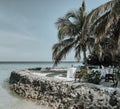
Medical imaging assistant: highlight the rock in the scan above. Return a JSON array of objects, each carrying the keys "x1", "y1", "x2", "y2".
[
  {"x1": 9, "y1": 69, "x2": 120, "y2": 109},
  {"x1": 109, "y1": 91, "x2": 118, "y2": 107},
  {"x1": 109, "y1": 96, "x2": 118, "y2": 107},
  {"x1": 88, "y1": 91, "x2": 94, "y2": 102}
]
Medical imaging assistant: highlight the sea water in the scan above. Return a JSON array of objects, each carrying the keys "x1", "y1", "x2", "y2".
[{"x1": 0, "y1": 62, "x2": 82, "y2": 109}]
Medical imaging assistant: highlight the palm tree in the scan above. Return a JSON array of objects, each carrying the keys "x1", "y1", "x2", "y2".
[
  {"x1": 53, "y1": 0, "x2": 120, "y2": 66},
  {"x1": 52, "y1": 1, "x2": 89, "y2": 66},
  {"x1": 82, "y1": 0, "x2": 120, "y2": 63}
]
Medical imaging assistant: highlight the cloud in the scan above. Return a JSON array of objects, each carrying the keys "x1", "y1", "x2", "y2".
[
  {"x1": 0, "y1": 30, "x2": 47, "y2": 61},
  {"x1": 0, "y1": 30, "x2": 39, "y2": 46}
]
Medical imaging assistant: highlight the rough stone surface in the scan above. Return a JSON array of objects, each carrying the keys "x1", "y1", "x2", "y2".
[{"x1": 9, "y1": 69, "x2": 120, "y2": 109}]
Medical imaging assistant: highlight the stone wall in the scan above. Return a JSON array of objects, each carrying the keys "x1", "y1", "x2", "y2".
[{"x1": 9, "y1": 70, "x2": 120, "y2": 109}]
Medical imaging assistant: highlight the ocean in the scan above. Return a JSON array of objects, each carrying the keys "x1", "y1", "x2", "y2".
[{"x1": 0, "y1": 62, "x2": 82, "y2": 109}]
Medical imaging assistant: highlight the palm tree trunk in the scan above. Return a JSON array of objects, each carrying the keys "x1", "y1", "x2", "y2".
[
  {"x1": 88, "y1": 46, "x2": 92, "y2": 54},
  {"x1": 83, "y1": 49, "x2": 87, "y2": 65}
]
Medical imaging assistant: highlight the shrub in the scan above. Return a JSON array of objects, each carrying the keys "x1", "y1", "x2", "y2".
[
  {"x1": 75, "y1": 69, "x2": 88, "y2": 81},
  {"x1": 87, "y1": 70, "x2": 101, "y2": 84}
]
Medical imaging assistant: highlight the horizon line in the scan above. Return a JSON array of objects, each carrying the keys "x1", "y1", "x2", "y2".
[{"x1": 0, "y1": 61, "x2": 81, "y2": 63}]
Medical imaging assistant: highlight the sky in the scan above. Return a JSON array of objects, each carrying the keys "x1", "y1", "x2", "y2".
[{"x1": 0, "y1": 0, "x2": 109, "y2": 61}]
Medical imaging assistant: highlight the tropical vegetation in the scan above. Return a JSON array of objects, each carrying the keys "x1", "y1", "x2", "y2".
[
  {"x1": 52, "y1": 0, "x2": 120, "y2": 66},
  {"x1": 52, "y1": 1, "x2": 88, "y2": 66}
]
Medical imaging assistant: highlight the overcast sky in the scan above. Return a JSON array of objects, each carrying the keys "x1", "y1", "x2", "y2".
[{"x1": 0, "y1": 0, "x2": 109, "y2": 61}]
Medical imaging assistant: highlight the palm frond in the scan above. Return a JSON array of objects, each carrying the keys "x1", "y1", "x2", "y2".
[
  {"x1": 53, "y1": 41, "x2": 75, "y2": 66},
  {"x1": 82, "y1": 0, "x2": 86, "y2": 12},
  {"x1": 90, "y1": 10, "x2": 110, "y2": 32},
  {"x1": 60, "y1": 38, "x2": 74, "y2": 46},
  {"x1": 112, "y1": 0, "x2": 120, "y2": 15},
  {"x1": 81, "y1": 1, "x2": 113, "y2": 38},
  {"x1": 87, "y1": 1, "x2": 113, "y2": 25},
  {"x1": 86, "y1": 37, "x2": 95, "y2": 53},
  {"x1": 55, "y1": 16, "x2": 78, "y2": 40},
  {"x1": 52, "y1": 38, "x2": 74, "y2": 61},
  {"x1": 52, "y1": 43, "x2": 62, "y2": 60},
  {"x1": 65, "y1": 11, "x2": 77, "y2": 20}
]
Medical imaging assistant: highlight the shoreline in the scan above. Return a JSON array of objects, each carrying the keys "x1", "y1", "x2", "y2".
[{"x1": 9, "y1": 68, "x2": 120, "y2": 109}]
